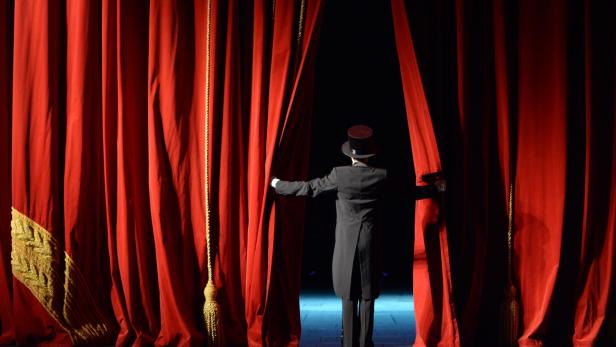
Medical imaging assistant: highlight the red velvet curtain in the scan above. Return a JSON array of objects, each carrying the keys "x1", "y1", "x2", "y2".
[
  {"x1": 0, "y1": 0, "x2": 323, "y2": 346},
  {"x1": 391, "y1": 1, "x2": 460, "y2": 346},
  {"x1": 452, "y1": 0, "x2": 616, "y2": 346},
  {"x1": 211, "y1": 0, "x2": 323, "y2": 345},
  {"x1": 394, "y1": 0, "x2": 615, "y2": 345}
]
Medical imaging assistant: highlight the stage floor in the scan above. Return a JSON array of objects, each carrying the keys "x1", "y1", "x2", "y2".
[{"x1": 300, "y1": 291, "x2": 416, "y2": 346}]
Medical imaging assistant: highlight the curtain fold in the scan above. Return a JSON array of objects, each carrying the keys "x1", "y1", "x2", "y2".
[
  {"x1": 391, "y1": 1, "x2": 460, "y2": 346},
  {"x1": 146, "y1": 0, "x2": 205, "y2": 344},
  {"x1": 102, "y1": 0, "x2": 162, "y2": 344},
  {"x1": 211, "y1": 0, "x2": 250, "y2": 344},
  {"x1": 11, "y1": 0, "x2": 72, "y2": 343},
  {"x1": 64, "y1": 0, "x2": 116, "y2": 344},
  {"x1": 573, "y1": 1, "x2": 616, "y2": 345},
  {"x1": 452, "y1": 0, "x2": 511, "y2": 345},
  {"x1": 515, "y1": 2, "x2": 568, "y2": 345}
]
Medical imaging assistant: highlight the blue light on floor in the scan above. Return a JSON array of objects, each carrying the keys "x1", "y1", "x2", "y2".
[
  {"x1": 300, "y1": 293, "x2": 415, "y2": 312},
  {"x1": 300, "y1": 291, "x2": 416, "y2": 346}
]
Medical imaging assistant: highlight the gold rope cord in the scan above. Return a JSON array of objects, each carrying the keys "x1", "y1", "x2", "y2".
[
  {"x1": 297, "y1": 0, "x2": 305, "y2": 46},
  {"x1": 506, "y1": 183, "x2": 519, "y2": 346},
  {"x1": 507, "y1": 183, "x2": 513, "y2": 284},
  {"x1": 11, "y1": 208, "x2": 115, "y2": 344},
  {"x1": 202, "y1": 0, "x2": 223, "y2": 345}
]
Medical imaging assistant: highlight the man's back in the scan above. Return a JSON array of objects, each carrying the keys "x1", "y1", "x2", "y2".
[
  {"x1": 274, "y1": 163, "x2": 387, "y2": 299},
  {"x1": 333, "y1": 165, "x2": 387, "y2": 227}
]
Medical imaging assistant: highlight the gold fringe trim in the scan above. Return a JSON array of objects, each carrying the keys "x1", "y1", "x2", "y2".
[
  {"x1": 63, "y1": 252, "x2": 115, "y2": 343},
  {"x1": 11, "y1": 208, "x2": 115, "y2": 345}
]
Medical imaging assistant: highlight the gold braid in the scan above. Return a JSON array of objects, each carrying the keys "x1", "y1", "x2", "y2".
[
  {"x1": 11, "y1": 208, "x2": 115, "y2": 344},
  {"x1": 202, "y1": 0, "x2": 223, "y2": 345}
]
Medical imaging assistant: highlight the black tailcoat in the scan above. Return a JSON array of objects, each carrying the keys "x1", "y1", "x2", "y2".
[{"x1": 275, "y1": 163, "x2": 387, "y2": 299}]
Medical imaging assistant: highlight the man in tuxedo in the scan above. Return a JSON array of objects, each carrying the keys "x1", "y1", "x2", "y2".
[{"x1": 271, "y1": 125, "x2": 445, "y2": 347}]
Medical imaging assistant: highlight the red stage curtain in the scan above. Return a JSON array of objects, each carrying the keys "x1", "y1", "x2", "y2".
[
  {"x1": 65, "y1": 0, "x2": 116, "y2": 345},
  {"x1": 573, "y1": 1, "x2": 616, "y2": 345},
  {"x1": 209, "y1": 0, "x2": 323, "y2": 345},
  {"x1": 391, "y1": 1, "x2": 461, "y2": 346},
  {"x1": 10, "y1": 0, "x2": 73, "y2": 344},
  {"x1": 393, "y1": 0, "x2": 615, "y2": 345},
  {"x1": 0, "y1": 0, "x2": 324, "y2": 346},
  {"x1": 102, "y1": 0, "x2": 164, "y2": 344},
  {"x1": 453, "y1": 0, "x2": 511, "y2": 344},
  {"x1": 515, "y1": 1, "x2": 568, "y2": 345},
  {"x1": 453, "y1": 0, "x2": 616, "y2": 345}
]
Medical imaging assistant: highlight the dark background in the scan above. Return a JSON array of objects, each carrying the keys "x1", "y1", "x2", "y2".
[{"x1": 300, "y1": 0, "x2": 456, "y2": 291}]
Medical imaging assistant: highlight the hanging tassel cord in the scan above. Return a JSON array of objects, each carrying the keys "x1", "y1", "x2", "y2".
[
  {"x1": 503, "y1": 183, "x2": 520, "y2": 347},
  {"x1": 202, "y1": 0, "x2": 223, "y2": 345}
]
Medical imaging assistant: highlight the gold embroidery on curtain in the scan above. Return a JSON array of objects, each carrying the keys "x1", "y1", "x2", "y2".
[
  {"x1": 11, "y1": 208, "x2": 115, "y2": 344},
  {"x1": 11, "y1": 207, "x2": 66, "y2": 330},
  {"x1": 63, "y1": 252, "x2": 115, "y2": 343}
]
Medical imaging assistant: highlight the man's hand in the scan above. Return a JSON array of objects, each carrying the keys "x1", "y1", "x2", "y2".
[
  {"x1": 271, "y1": 177, "x2": 280, "y2": 188},
  {"x1": 435, "y1": 179, "x2": 447, "y2": 192}
]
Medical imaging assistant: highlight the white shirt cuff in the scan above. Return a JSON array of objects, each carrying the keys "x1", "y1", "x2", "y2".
[{"x1": 271, "y1": 178, "x2": 280, "y2": 188}]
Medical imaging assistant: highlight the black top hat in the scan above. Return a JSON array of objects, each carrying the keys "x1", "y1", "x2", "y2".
[{"x1": 341, "y1": 125, "x2": 377, "y2": 159}]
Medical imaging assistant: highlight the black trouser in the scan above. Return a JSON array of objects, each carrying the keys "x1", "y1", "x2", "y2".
[{"x1": 342, "y1": 249, "x2": 374, "y2": 347}]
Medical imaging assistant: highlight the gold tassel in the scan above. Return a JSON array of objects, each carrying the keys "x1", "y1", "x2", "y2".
[
  {"x1": 501, "y1": 284, "x2": 520, "y2": 347},
  {"x1": 203, "y1": 280, "x2": 223, "y2": 346},
  {"x1": 202, "y1": 0, "x2": 223, "y2": 345}
]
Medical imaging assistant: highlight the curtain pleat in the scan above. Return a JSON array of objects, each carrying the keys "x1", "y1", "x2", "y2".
[
  {"x1": 146, "y1": 0, "x2": 205, "y2": 344},
  {"x1": 573, "y1": 1, "x2": 616, "y2": 345},
  {"x1": 102, "y1": 0, "x2": 162, "y2": 344},
  {"x1": 11, "y1": 0, "x2": 71, "y2": 344},
  {"x1": 212, "y1": 0, "x2": 250, "y2": 344},
  {"x1": 64, "y1": 0, "x2": 116, "y2": 344},
  {"x1": 515, "y1": 2, "x2": 568, "y2": 345}
]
